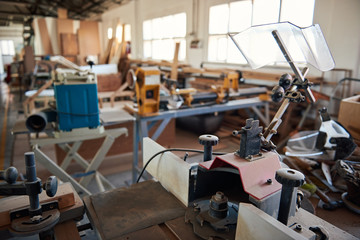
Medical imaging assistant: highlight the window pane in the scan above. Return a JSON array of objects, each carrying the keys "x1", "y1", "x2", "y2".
[
  {"x1": 1, "y1": 41, "x2": 8, "y2": 55},
  {"x1": 162, "y1": 15, "x2": 174, "y2": 38},
  {"x1": 208, "y1": 36, "x2": 218, "y2": 61},
  {"x1": 209, "y1": 4, "x2": 229, "y2": 34},
  {"x1": 208, "y1": 35, "x2": 228, "y2": 62},
  {"x1": 107, "y1": 28, "x2": 113, "y2": 39},
  {"x1": 229, "y1": 1, "x2": 252, "y2": 32},
  {"x1": 174, "y1": 13, "x2": 187, "y2": 37},
  {"x1": 178, "y1": 39, "x2": 186, "y2": 61},
  {"x1": 143, "y1": 40, "x2": 152, "y2": 58},
  {"x1": 280, "y1": 0, "x2": 315, "y2": 27},
  {"x1": 143, "y1": 20, "x2": 152, "y2": 40},
  {"x1": 143, "y1": 12, "x2": 186, "y2": 60},
  {"x1": 163, "y1": 39, "x2": 174, "y2": 60},
  {"x1": 116, "y1": 25, "x2": 123, "y2": 42},
  {"x1": 124, "y1": 24, "x2": 131, "y2": 41},
  {"x1": 253, "y1": 0, "x2": 280, "y2": 25},
  {"x1": 217, "y1": 37, "x2": 228, "y2": 61},
  {"x1": 152, "y1": 18, "x2": 163, "y2": 39},
  {"x1": 0, "y1": 40, "x2": 15, "y2": 56},
  {"x1": 227, "y1": 37, "x2": 247, "y2": 64},
  {"x1": 152, "y1": 40, "x2": 162, "y2": 59}
]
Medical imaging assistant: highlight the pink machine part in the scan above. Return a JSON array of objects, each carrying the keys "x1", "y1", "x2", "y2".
[{"x1": 200, "y1": 151, "x2": 282, "y2": 200}]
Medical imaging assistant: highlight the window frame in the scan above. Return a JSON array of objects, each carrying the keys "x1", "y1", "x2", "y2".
[
  {"x1": 0, "y1": 40, "x2": 15, "y2": 56},
  {"x1": 206, "y1": 0, "x2": 315, "y2": 66},
  {"x1": 142, "y1": 12, "x2": 187, "y2": 61}
]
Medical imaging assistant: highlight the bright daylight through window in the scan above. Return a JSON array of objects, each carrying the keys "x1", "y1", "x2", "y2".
[
  {"x1": 143, "y1": 12, "x2": 186, "y2": 61},
  {"x1": 208, "y1": 0, "x2": 315, "y2": 64}
]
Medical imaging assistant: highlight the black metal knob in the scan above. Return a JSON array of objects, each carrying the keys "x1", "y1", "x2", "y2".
[
  {"x1": 199, "y1": 135, "x2": 219, "y2": 161},
  {"x1": 275, "y1": 168, "x2": 305, "y2": 225},
  {"x1": 271, "y1": 85, "x2": 285, "y2": 102},
  {"x1": 0, "y1": 167, "x2": 18, "y2": 184},
  {"x1": 43, "y1": 176, "x2": 58, "y2": 197},
  {"x1": 275, "y1": 168, "x2": 305, "y2": 187},
  {"x1": 279, "y1": 73, "x2": 292, "y2": 90}
]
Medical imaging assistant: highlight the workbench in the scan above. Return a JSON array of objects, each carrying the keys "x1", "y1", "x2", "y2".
[
  {"x1": 12, "y1": 109, "x2": 134, "y2": 197},
  {"x1": 84, "y1": 180, "x2": 358, "y2": 240},
  {"x1": 132, "y1": 97, "x2": 269, "y2": 183}
]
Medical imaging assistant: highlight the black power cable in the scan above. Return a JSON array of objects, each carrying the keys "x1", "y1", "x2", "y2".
[{"x1": 136, "y1": 148, "x2": 227, "y2": 183}]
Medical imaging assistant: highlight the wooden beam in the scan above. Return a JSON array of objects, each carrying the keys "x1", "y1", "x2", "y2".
[
  {"x1": 57, "y1": 8, "x2": 68, "y2": 19},
  {"x1": 37, "y1": 18, "x2": 54, "y2": 55},
  {"x1": 170, "y1": 42, "x2": 180, "y2": 81}
]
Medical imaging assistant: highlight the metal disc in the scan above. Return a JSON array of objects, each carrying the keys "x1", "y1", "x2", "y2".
[
  {"x1": 10, "y1": 209, "x2": 60, "y2": 237},
  {"x1": 126, "y1": 69, "x2": 136, "y2": 89}
]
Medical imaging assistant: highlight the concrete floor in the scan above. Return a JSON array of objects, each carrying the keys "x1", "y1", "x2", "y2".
[{"x1": 1, "y1": 81, "x2": 360, "y2": 239}]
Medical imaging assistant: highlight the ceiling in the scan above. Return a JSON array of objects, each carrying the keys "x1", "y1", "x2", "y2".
[{"x1": 0, "y1": 0, "x2": 128, "y2": 26}]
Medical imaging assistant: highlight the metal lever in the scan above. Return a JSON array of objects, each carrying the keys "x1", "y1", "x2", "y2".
[{"x1": 262, "y1": 31, "x2": 316, "y2": 147}]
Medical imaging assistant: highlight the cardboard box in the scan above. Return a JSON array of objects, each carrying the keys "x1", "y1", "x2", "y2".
[{"x1": 338, "y1": 95, "x2": 360, "y2": 140}]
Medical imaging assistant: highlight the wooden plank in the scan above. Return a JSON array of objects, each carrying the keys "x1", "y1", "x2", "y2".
[
  {"x1": 118, "y1": 225, "x2": 170, "y2": 240},
  {"x1": 60, "y1": 33, "x2": 79, "y2": 55},
  {"x1": 100, "y1": 38, "x2": 114, "y2": 64},
  {"x1": 78, "y1": 21, "x2": 101, "y2": 65},
  {"x1": 57, "y1": 19, "x2": 74, "y2": 54},
  {"x1": 54, "y1": 220, "x2": 81, "y2": 240},
  {"x1": 170, "y1": 42, "x2": 180, "y2": 80},
  {"x1": 23, "y1": 46, "x2": 35, "y2": 74},
  {"x1": 86, "y1": 181, "x2": 185, "y2": 239},
  {"x1": 37, "y1": 18, "x2": 54, "y2": 55},
  {"x1": 0, "y1": 182, "x2": 75, "y2": 227},
  {"x1": 57, "y1": 8, "x2": 68, "y2": 19}
]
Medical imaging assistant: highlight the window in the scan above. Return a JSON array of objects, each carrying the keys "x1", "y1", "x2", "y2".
[
  {"x1": 0, "y1": 40, "x2": 15, "y2": 56},
  {"x1": 107, "y1": 28, "x2": 113, "y2": 39},
  {"x1": 143, "y1": 12, "x2": 186, "y2": 61},
  {"x1": 114, "y1": 24, "x2": 131, "y2": 42},
  {"x1": 208, "y1": 0, "x2": 315, "y2": 64}
]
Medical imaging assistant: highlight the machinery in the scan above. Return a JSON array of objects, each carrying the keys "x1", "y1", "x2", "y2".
[
  {"x1": 0, "y1": 152, "x2": 59, "y2": 238},
  {"x1": 133, "y1": 66, "x2": 161, "y2": 116},
  {"x1": 25, "y1": 57, "x2": 101, "y2": 134},
  {"x1": 126, "y1": 63, "x2": 266, "y2": 114},
  {"x1": 139, "y1": 22, "x2": 352, "y2": 239},
  {"x1": 53, "y1": 68, "x2": 100, "y2": 131}
]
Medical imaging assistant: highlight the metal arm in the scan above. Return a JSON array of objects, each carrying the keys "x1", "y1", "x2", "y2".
[{"x1": 262, "y1": 30, "x2": 316, "y2": 147}]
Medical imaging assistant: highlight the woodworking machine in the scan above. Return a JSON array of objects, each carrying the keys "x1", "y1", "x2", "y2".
[
  {"x1": 25, "y1": 67, "x2": 101, "y2": 134},
  {"x1": 133, "y1": 66, "x2": 161, "y2": 116},
  {"x1": 139, "y1": 23, "x2": 355, "y2": 239},
  {"x1": 0, "y1": 152, "x2": 59, "y2": 238}
]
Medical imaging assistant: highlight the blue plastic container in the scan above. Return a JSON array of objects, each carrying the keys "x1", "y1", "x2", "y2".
[{"x1": 54, "y1": 83, "x2": 100, "y2": 131}]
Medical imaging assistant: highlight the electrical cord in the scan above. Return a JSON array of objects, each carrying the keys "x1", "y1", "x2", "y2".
[{"x1": 136, "y1": 148, "x2": 227, "y2": 183}]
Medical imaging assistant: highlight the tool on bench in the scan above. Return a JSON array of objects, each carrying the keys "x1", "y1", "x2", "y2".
[{"x1": 0, "y1": 152, "x2": 59, "y2": 238}]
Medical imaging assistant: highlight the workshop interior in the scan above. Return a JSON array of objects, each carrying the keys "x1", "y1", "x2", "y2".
[{"x1": 0, "y1": 0, "x2": 360, "y2": 239}]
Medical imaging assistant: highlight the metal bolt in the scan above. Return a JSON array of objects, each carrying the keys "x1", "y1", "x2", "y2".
[
  {"x1": 215, "y1": 192, "x2": 224, "y2": 200},
  {"x1": 295, "y1": 224, "x2": 302, "y2": 231},
  {"x1": 267, "y1": 179, "x2": 272, "y2": 184}
]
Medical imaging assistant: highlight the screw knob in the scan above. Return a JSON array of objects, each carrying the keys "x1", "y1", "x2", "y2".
[
  {"x1": 0, "y1": 167, "x2": 18, "y2": 184},
  {"x1": 199, "y1": 135, "x2": 219, "y2": 146},
  {"x1": 275, "y1": 168, "x2": 305, "y2": 188},
  {"x1": 43, "y1": 176, "x2": 58, "y2": 197}
]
